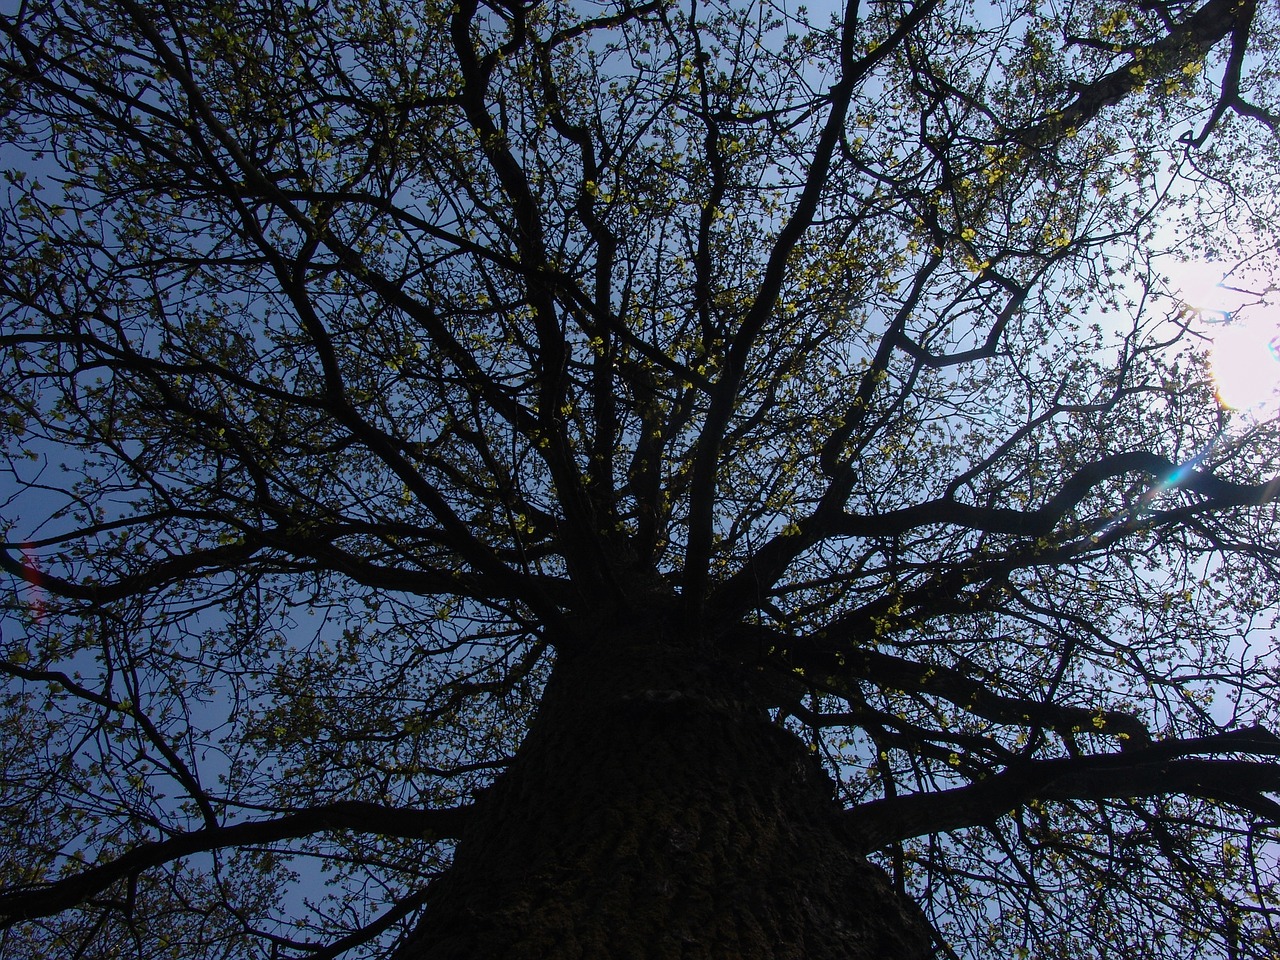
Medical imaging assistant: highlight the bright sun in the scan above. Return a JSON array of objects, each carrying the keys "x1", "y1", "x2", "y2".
[{"x1": 1174, "y1": 259, "x2": 1280, "y2": 413}]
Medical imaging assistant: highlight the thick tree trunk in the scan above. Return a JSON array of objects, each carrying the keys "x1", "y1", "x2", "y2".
[{"x1": 398, "y1": 638, "x2": 932, "y2": 959}]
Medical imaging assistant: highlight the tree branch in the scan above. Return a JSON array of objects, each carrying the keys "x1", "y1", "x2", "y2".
[
  {"x1": 682, "y1": 0, "x2": 942, "y2": 614},
  {"x1": 0, "y1": 801, "x2": 469, "y2": 928},
  {"x1": 832, "y1": 451, "x2": 1280, "y2": 540},
  {"x1": 781, "y1": 631, "x2": 1154, "y2": 748},
  {"x1": 1018, "y1": 0, "x2": 1251, "y2": 146},
  {"x1": 712, "y1": 450, "x2": 1280, "y2": 621},
  {"x1": 848, "y1": 727, "x2": 1280, "y2": 852}
]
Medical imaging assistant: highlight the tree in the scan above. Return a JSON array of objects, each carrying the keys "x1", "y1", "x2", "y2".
[{"x1": 2, "y1": 0, "x2": 1280, "y2": 955}]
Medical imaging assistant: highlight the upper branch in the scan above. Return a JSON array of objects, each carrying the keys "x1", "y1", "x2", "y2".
[
  {"x1": 682, "y1": 0, "x2": 942, "y2": 612},
  {"x1": 449, "y1": 0, "x2": 618, "y2": 600},
  {"x1": 1019, "y1": 0, "x2": 1253, "y2": 146}
]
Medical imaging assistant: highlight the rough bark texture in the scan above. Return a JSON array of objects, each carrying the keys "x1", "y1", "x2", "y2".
[{"x1": 399, "y1": 637, "x2": 933, "y2": 959}]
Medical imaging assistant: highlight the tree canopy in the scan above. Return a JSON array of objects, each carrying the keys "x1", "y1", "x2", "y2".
[{"x1": 2, "y1": 0, "x2": 1280, "y2": 956}]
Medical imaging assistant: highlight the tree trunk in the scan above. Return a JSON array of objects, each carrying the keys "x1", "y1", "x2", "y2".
[{"x1": 398, "y1": 637, "x2": 932, "y2": 959}]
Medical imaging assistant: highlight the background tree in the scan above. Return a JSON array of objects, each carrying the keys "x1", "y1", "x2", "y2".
[{"x1": 2, "y1": 0, "x2": 1280, "y2": 956}]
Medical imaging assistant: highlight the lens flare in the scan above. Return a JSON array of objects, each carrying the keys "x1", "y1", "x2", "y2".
[{"x1": 20, "y1": 542, "x2": 47, "y2": 625}]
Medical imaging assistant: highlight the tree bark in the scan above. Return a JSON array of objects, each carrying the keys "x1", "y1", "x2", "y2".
[{"x1": 398, "y1": 636, "x2": 932, "y2": 959}]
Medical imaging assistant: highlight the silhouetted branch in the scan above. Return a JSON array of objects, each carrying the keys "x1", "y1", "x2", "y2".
[
  {"x1": 849, "y1": 727, "x2": 1280, "y2": 851},
  {"x1": 1019, "y1": 0, "x2": 1251, "y2": 146},
  {"x1": 0, "y1": 801, "x2": 469, "y2": 927}
]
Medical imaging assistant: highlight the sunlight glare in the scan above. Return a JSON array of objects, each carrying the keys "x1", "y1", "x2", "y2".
[
  {"x1": 1174, "y1": 260, "x2": 1280, "y2": 414},
  {"x1": 1209, "y1": 314, "x2": 1280, "y2": 412}
]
